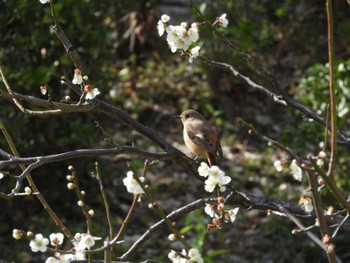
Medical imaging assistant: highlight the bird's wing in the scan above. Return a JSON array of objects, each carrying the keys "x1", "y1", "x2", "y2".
[{"x1": 187, "y1": 131, "x2": 217, "y2": 155}]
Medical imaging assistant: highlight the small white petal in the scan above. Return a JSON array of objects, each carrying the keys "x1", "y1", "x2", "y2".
[
  {"x1": 290, "y1": 160, "x2": 302, "y2": 181},
  {"x1": 218, "y1": 14, "x2": 229, "y2": 28},
  {"x1": 228, "y1": 207, "x2": 239, "y2": 223},
  {"x1": 161, "y1": 14, "x2": 170, "y2": 23},
  {"x1": 198, "y1": 162, "x2": 209, "y2": 177},
  {"x1": 274, "y1": 160, "x2": 283, "y2": 172}
]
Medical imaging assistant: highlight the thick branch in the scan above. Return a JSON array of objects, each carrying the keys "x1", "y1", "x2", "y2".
[{"x1": 0, "y1": 90, "x2": 94, "y2": 114}]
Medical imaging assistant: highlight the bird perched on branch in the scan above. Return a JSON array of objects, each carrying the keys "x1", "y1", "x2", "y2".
[{"x1": 176, "y1": 109, "x2": 223, "y2": 166}]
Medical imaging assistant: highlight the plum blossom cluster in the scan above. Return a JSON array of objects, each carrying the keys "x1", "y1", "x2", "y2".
[
  {"x1": 198, "y1": 162, "x2": 231, "y2": 192},
  {"x1": 204, "y1": 198, "x2": 239, "y2": 230},
  {"x1": 157, "y1": 13, "x2": 228, "y2": 63},
  {"x1": 168, "y1": 248, "x2": 203, "y2": 263},
  {"x1": 157, "y1": 14, "x2": 200, "y2": 63},
  {"x1": 12, "y1": 229, "x2": 99, "y2": 262},
  {"x1": 71, "y1": 69, "x2": 100, "y2": 100},
  {"x1": 274, "y1": 159, "x2": 303, "y2": 181}
]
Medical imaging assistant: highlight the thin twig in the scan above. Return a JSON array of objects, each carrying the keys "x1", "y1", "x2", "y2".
[
  {"x1": 326, "y1": 0, "x2": 337, "y2": 177},
  {"x1": 332, "y1": 213, "x2": 349, "y2": 238},
  {"x1": 278, "y1": 204, "x2": 327, "y2": 251},
  {"x1": 119, "y1": 199, "x2": 207, "y2": 260},
  {"x1": 131, "y1": 161, "x2": 191, "y2": 251},
  {"x1": 95, "y1": 162, "x2": 114, "y2": 240},
  {"x1": 306, "y1": 169, "x2": 338, "y2": 262},
  {"x1": 310, "y1": 159, "x2": 350, "y2": 214},
  {"x1": 0, "y1": 118, "x2": 75, "y2": 244}
]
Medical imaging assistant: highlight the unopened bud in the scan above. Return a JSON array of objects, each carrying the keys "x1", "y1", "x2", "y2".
[
  {"x1": 218, "y1": 196, "x2": 226, "y2": 203},
  {"x1": 291, "y1": 229, "x2": 299, "y2": 235},
  {"x1": 27, "y1": 231, "x2": 34, "y2": 238},
  {"x1": 67, "y1": 182, "x2": 75, "y2": 190},
  {"x1": 24, "y1": 187, "x2": 32, "y2": 195},
  {"x1": 318, "y1": 177, "x2": 325, "y2": 185},
  {"x1": 327, "y1": 206, "x2": 334, "y2": 215},
  {"x1": 40, "y1": 85, "x2": 47, "y2": 95},
  {"x1": 212, "y1": 218, "x2": 220, "y2": 225},
  {"x1": 316, "y1": 158, "x2": 324, "y2": 167},
  {"x1": 12, "y1": 229, "x2": 24, "y2": 240},
  {"x1": 322, "y1": 234, "x2": 331, "y2": 244},
  {"x1": 318, "y1": 151, "x2": 326, "y2": 159},
  {"x1": 84, "y1": 85, "x2": 92, "y2": 93},
  {"x1": 88, "y1": 209, "x2": 95, "y2": 217},
  {"x1": 66, "y1": 175, "x2": 74, "y2": 181},
  {"x1": 168, "y1": 234, "x2": 177, "y2": 241}
]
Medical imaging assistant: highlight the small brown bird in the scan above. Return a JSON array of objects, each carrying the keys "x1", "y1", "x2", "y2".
[{"x1": 176, "y1": 109, "x2": 223, "y2": 166}]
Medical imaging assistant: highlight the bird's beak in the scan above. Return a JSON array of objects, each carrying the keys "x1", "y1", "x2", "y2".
[{"x1": 174, "y1": 115, "x2": 181, "y2": 119}]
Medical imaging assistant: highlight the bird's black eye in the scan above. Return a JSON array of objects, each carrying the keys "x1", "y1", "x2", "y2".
[{"x1": 185, "y1": 113, "x2": 190, "y2": 119}]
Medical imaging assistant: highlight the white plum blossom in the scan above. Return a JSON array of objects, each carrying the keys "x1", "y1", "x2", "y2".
[
  {"x1": 29, "y1": 233, "x2": 49, "y2": 252},
  {"x1": 39, "y1": 0, "x2": 50, "y2": 4},
  {"x1": 188, "y1": 46, "x2": 200, "y2": 63},
  {"x1": 204, "y1": 179, "x2": 218, "y2": 193},
  {"x1": 158, "y1": 14, "x2": 202, "y2": 62},
  {"x1": 290, "y1": 160, "x2": 302, "y2": 181},
  {"x1": 198, "y1": 162, "x2": 210, "y2": 177},
  {"x1": 72, "y1": 69, "x2": 83, "y2": 85},
  {"x1": 75, "y1": 233, "x2": 101, "y2": 251},
  {"x1": 166, "y1": 25, "x2": 189, "y2": 52},
  {"x1": 226, "y1": 207, "x2": 239, "y2": 223},
  {"x1": 157, "y1": 14, "x2": 170, "y2": 36},
  {"x1": 123, "y1": 171, "x2": 145, "y2": 194},
  {"x1": 84, "y1": 85, "x2": 100, "y2": 100},
  {"x1": 204, "y1": 203, "x2": 218, "y2": 218},
  {"x1": 85, "y1": 88, "x2": 100, "y2": 99},
  {"x1": 198, "y1": 163, "x2": 231, "y2": 192},
  {"x1": 188, "y1": 248, "x2": 204, "y2": 263},
  {"x1": 0, "y1": 172, "x2": 4, "y2": 179},
  {"x1": 49, "y1": 233, "x2": 64, "y2": 246},
  {"x1": 217, "y1": 14, "x2": 229, "y2": 28},
  {"x1": 168, "y1": 250, "x2": 179, "y2": 262},
  {"x1": 205, "y1": 165, "x2": 231, "y2": 192},
  {"x1": 78, "y1": 234, "x2": 96, "y2": 250},
  {"x1": 161, "y1": 14, "x2": 170, "y2": 23}
]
